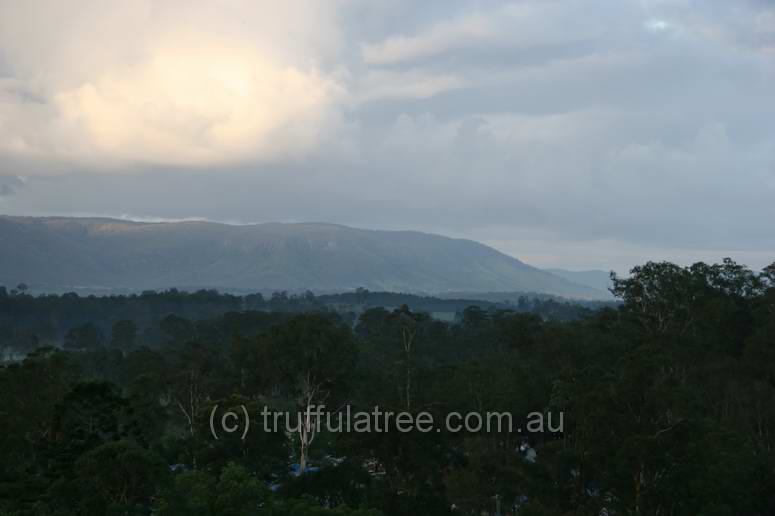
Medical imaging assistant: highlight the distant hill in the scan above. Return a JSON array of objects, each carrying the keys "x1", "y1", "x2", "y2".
[
  {"x1": 545, "y1": 268, "x2": 613, "y2": 296},
  {"x1": 0, "y1": 216, "x2": 609, "y2": 299}
]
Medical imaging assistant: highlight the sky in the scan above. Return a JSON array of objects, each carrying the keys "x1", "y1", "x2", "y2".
[{"x1": 1, "y1": 0, "x2": 774, "y2": 274}]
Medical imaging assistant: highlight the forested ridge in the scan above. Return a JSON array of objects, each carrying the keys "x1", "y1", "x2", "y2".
[
  {"x1": 1, "y1": 259, "x2": 774, "y2": 515},
  {"x1": 0, "y1": 217, "x2": 608, "y2": 299}
]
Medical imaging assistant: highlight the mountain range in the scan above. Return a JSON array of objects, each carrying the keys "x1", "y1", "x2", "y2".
[{"x1": 0, "y1": 216, "x2": 611, "y2": 299}]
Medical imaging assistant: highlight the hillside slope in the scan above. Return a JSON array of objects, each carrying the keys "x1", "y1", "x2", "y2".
[{"x1": 0, "y1": 216, "x2": 608, "y2": 299}]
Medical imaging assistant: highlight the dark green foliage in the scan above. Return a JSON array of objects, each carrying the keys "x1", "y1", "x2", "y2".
[
  {"x1": 63, "y1": 323, "x2": 104, "y2": 351},
  {"x1": 110, "y1": 319, "x2": 137, "y2": 351},
  {"x1": 1, "y1": 259, "x2": 774, "y2": 515},
  {"x1": 74, "y1": 440, "x2": 167, "y2": 514},
  {"x1": 158, "y1": 462, "x2": 270, "y2": 516}
]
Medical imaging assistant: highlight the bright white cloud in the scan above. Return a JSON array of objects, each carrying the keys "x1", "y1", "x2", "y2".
[
  {"x1": 0, "y1": 1, "x2": 346, "y2": 168},
  {"x1": 50, "y1": 38, "x2": 342, "y2": 165}
]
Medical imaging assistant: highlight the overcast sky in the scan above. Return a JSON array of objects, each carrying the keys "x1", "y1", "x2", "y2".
[{"x1": 1, "y1": 0, "x2": 773, "y2": 273}]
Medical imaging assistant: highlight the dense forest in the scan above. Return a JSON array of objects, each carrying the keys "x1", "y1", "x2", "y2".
[
  {"x1": 1, "y1": 259, "x2": 774, "y2": 515},
  {"x1": 0, "y1": 288, "x2": 601, "y2": 361}
]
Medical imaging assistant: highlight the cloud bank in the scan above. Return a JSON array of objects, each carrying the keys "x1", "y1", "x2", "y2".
[{"x1": 0, "y1": 0, "x2": 346, "y2": 167}]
